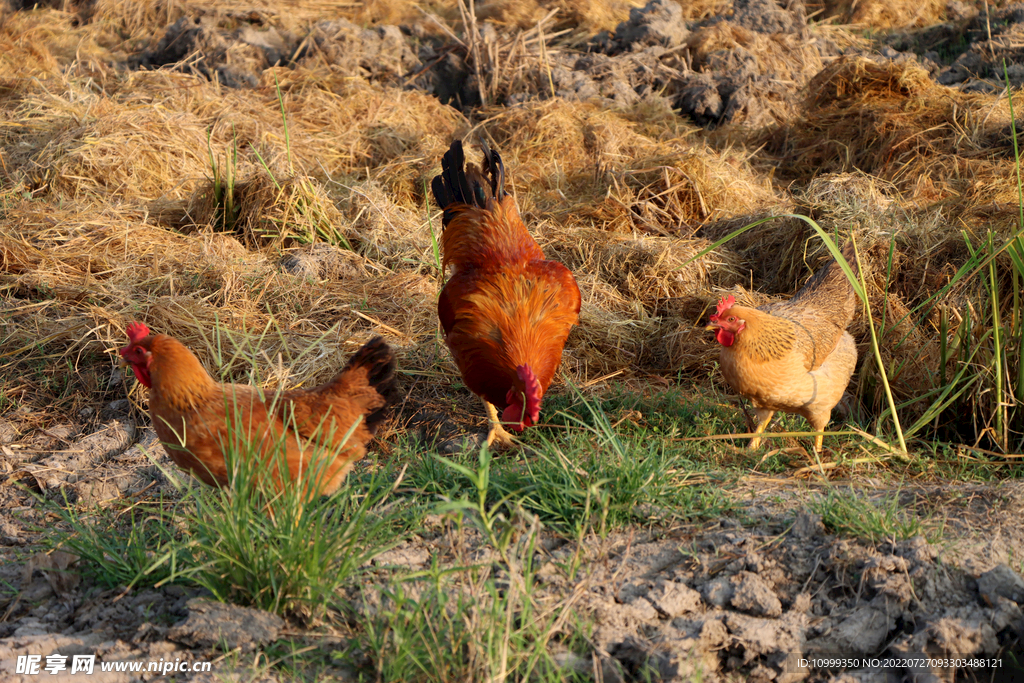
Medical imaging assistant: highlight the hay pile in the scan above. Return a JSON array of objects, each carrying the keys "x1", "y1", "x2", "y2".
[
  {"x1": 0, "y1": 6, "x2": 766, "y2": 420},
  {"x1": 765, "y1": 58, "x2": 1020, "y2": 209},
  {"x1": 812, "y1": 0, "x2": 948, "y2": 29},
  {"x1": 1, "y1": 2, "x2": 1022, "y2": 449}
]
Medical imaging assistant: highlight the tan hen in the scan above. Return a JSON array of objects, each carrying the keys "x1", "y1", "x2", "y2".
[{"x1": 706, "y1": 243, "x2": 861, "y2": 452}]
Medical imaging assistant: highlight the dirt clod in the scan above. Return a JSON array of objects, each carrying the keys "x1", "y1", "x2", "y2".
[
  {"x1": 613, "y1": 0, "x2": 690, "y2": 50},
  {"x1": 977, "y1": 564, "x2": 1024, "y2": 605},
  {"x1": 648, "y1": 580, "x2": 703, "y2": 619},
  {"x1": 730, "y1": 571, "x2": 783, "y2": 617},
  {"x1": 167, "y1": 599, "x2": 284, "y2": 652}
]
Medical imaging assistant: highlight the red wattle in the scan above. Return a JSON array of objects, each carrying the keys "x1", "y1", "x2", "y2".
[
  {"x1": 501, "y1": 403, "x2": 525, "y2": 431},
  {"x1": 131, "y1": 364, "x2": 152, "y2": 388},
  {"x1": 715, "y1": 329, "x2": 735, "y2": 347}
]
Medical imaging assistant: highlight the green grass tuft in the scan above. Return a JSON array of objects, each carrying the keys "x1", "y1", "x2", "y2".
[{"x1": 812, "y1": 487, "x2": 939, "y2": 544}]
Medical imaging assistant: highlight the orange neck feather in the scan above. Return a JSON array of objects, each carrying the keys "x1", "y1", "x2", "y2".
[
  {"x1": 148, "y1": 335, "x2": 217, "y2": 410},
  {"x1": 731, "y1": 306, "x2": 787, "y2": 338},
  {"x1": 720, "y1": 306, "x2": 795, "y2": 362},
  {"x1": 441, "y1": 198, "x2": 544, "y2": 270}
]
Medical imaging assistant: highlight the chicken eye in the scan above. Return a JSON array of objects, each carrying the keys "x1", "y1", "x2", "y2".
[{"x1": 727, "y1": 316, "x2": 735, "y2": 323}]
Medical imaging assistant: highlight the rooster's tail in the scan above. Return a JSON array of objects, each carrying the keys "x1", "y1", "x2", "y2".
[
  {"x1": 431, "y1": 138, "x2": 506, "y2": 228},
  {"x1": 431, "y1": 138, "x2": 544, "y2": 268},
  {"x1": 341, "y1": 337, "x2": 398, "y2": 434}
]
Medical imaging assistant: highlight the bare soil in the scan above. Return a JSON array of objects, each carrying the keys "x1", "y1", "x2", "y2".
[{"x1": 2, "y1": 415, "x2": 1024, "y2": 681}]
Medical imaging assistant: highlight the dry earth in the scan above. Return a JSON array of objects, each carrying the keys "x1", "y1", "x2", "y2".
[
  {"x1": 3, "y1": 0, "x2": 1024, "y2": 681},
  {"x1": 2, "y1": 414, "x2": 1024, "y2": 682}
]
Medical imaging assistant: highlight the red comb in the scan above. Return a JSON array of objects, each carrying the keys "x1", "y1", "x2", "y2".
[
  {"x1": 709, "y1": 295, "x2": 736, "y2": 322},
  {"x1": 126, "y1": 322, "x2": 150, "y2": 343}
]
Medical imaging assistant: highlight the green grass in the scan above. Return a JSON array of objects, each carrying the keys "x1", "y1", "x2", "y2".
[
  {"x1": 340, "y1": 392, "x2": 743, "y2": 682},
  {"x1": 41, "y1": 377, "x2": 1012, "y2": 623},
  {"x1": 207, "y1": 127, "x2": 240, "y2": 234},
  {"x1": 48, "y1": 402, "x2": 422, "y2": 623},
  {"x1": 811, "y1": 487, "x2": 941, "y2": 544},
  {"x1": 350, "y1": 563, "x2": 590, "y2": 683},
  {"x1": 347, "y1": 446, "x2": 591, "y2": 683},
  {"x1": 498, "y1": 393, "x2": 735, "y2": 536},
  {"x1": 45, "y1": 494, "x2": 187, "y2": 591},
  {"x1": 159, "y1": 416, "x2": 421, "y2": 622},
  {"x1": 395, "y1": 387, "x2": 737, "y2": 538}
]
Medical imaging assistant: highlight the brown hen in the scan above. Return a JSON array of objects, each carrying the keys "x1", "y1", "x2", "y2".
[{"x1": 119, "y1": 323, "x2": 396, "y2": 495}]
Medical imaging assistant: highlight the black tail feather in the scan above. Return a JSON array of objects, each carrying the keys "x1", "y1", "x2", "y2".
[
  {"x1": 478, "y1": 138, "x2": 504, "y2": 200},
  {"x1": 344, "y1": 336, "x2": 398, "y2": 434},
  {"x1": 431, "y1": 138, "x2": 506, "y2": 227}
]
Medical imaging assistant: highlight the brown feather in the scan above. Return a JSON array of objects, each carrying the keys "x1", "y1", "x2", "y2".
[
  {"x1": 128, "y1": 333, "x2": 396, "y2": 497},
  {"x1": 762, "y1": 242, "x2": 859, "y2": 371}
]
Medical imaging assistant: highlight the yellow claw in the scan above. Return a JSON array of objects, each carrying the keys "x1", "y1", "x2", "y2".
[
  {"x1": 483, "y1": 399, "x2": 516, "y2": 449},
  {"x1": 747, "y1": 409, "x2": 774, "y2": 450}
]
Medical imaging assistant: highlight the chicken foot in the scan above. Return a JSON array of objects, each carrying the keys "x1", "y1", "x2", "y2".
[
  {"x1": 748, "y1": 407, "x2": 828, "y2": 453},
  {"x1": 483, "y1": 398, "x2": 516, "y2": 449},
  {"x1": 808, "y1": 416, "x2": 827, "y2": 454},
  {"x1": 747, "y1": 407, "x2": 775, "y2": 450}
]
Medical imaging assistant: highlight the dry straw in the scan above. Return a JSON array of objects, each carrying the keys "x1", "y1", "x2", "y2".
[{"x1": 2, "y1": 4, "x2": 1022, "y2": 449}]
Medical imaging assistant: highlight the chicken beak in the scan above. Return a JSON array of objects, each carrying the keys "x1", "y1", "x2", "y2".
[{"x1": 704, "y1": 323, "x2": 719, "y2": 332}]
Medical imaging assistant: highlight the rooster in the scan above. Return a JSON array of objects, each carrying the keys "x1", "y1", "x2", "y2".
[
  {"x1": 431, "y1": 139, "x2": 581, "y2": 447},
  {"x1": 119, "y1": 322, "x2": 396, "y2": 495},
  {"x1": 706, "y1": 243, "x2": 860, "y2": 453}
]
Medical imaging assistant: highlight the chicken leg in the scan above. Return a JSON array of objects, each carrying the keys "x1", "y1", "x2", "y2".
[
  {"x1": 747, "y1": 407, "x2": 775, "y2": 450},
  {"x1": 808, "y1": 414, "x2": 828, "y2": 454},
  {"x1": 483, "y1": 398, "x2": 516, "y2": 449}
]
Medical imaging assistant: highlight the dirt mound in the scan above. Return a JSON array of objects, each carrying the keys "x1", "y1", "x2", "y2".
[
  {"x1": 674, "y1": 19, "x2": 829, "y2": 127},
  {"x1": 516, "y1": 0, "x2": 830, "y2": 127},
  {"x1": 933, "y1": 5, "x2": 1024, "y2": 92},
  {"x1": 296, "y1": 21, "x2": 422, "y2": 83},
  {"x1": 2, "y1": 0, "x2": 837, "y2": 130},
  {"x1": 507, "y1": 48, "x2": 673, "y2": 108},
  {"x1": 509, "y1": 15, "x2": 828, "y2": 128},
  {"x1": 130, "y1": 13, "x2": 423, "y2": 89},
  {"x1": 610, "y1": 0, "x2": 692, "y2": 49}
]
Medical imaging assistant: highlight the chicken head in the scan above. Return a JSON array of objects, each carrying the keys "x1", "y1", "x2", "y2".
[
  {"x1": 706, "y1": 295, "x2": 746, "y2": 347},
  {"x1": 501, "y1": 364, "x2": 542, "y2": 431},
  {"x1": 119, "y1": 322, "x2": 154, "y2": 387}
]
